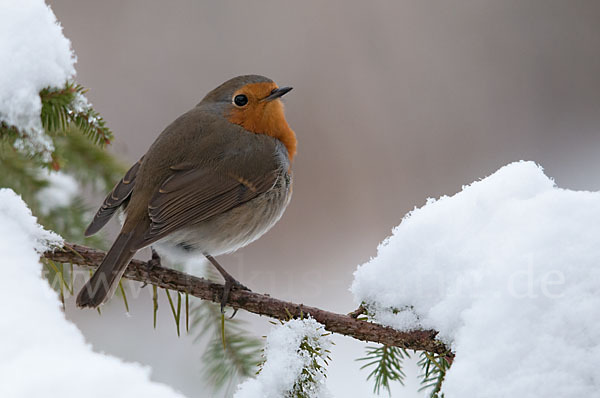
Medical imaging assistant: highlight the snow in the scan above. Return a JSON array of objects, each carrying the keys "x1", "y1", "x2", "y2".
[
  {"x1": 0, "y1": 0, "x2": 76, "y2": 158},
  {"x1": 36, "y1": 170, "x2": 79, "y2": 214},
  {"x1": 351, "y1": 161, "x2": 600, "y2": 397},
  {"x1": 234, "y1": 318, "x2": 333, "y2": 398},
  {"x1": 0, "y1": 189, "x2": 186, "y2": 398}
]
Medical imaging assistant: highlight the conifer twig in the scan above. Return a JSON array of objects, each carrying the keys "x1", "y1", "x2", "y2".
[{"x1": 44, "y1": 243, "x2": 452, "y2": 357}]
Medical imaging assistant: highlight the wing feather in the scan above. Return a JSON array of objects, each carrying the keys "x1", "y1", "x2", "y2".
[
  {"x1": 133, "y1": 165, "x2": 279, "y2": 249},
  {"x1": 84, "y1": 157, "x2": 143, "y2": 236}
]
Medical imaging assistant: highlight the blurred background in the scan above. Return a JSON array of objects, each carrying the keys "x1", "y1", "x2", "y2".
[{"x1": 48, "y1": 0, "x2": 600, "y2": 396}]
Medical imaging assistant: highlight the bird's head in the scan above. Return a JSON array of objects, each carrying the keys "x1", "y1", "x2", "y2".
[{"x1": 200, "y1": 75, "x2": 296, "y2": 160}]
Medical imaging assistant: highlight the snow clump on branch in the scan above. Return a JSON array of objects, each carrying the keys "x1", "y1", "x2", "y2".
[
  {"x1": 352, "y1": 161, "x2": 600, "y2": 397},
  {"x1": 235, "y1": 317, "x2": 333, "y2": 398}
]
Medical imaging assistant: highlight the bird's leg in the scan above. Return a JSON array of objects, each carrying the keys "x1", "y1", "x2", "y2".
[
  {"x1": 205, "y1": 254, "x2": 250, "y2": 314},
  {"x1": 141, "y1": 248, "x2": 162, "y2": 288},
  {"x1": 148, "y1": 248, "x2": 162, "y2": 268}
]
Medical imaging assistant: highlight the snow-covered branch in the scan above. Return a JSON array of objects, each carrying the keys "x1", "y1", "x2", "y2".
[{"x1": 43, "y1": 243, "x2": 451, "y2": 356}]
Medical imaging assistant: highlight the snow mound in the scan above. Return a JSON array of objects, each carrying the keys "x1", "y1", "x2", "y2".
[
  {"x1": 235, "y1": 317, "x2": 333, "y2": 398},
  {"x1": 0, "y1": 189, "x2": 186, "y2": 398},
  {"x1": 0, "y1": 0, "x2": 76, "y2": 157},
  {"x1": 351, "y1": 161, "x2": 600, "y2": 397}
]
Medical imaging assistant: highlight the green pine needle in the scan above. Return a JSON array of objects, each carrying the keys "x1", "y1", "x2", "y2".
[
  {"x1": 357, "y1": 344, "x2": 409, "y2": 396},
  {"x1": 40, "y1": 82, "x2": 113, "y2": 147},
  {"x1": 185, "y1": 293, "x2": 189, "y2": 333},
  {"x1": 118, "y1": 281, "x2": 129, "y2": 313},
  {"x1": 417, "y1": 351, "x2": 451, "y2": 398},
  {"x1": 221, "y1": 312, "x2": 226, "y2": 349},
  {"x1": 152, "y1": 285, "x2": 158, "y2": 329},
  {"x1": 289, "y1": 334, "x2": 331, "y2": 398},
  {"x1": 191, "y1": 299, "x2": 263, "y2": 395},
  {"x1": 165, "y1": 289, "x2": 181, "y2": 337}
]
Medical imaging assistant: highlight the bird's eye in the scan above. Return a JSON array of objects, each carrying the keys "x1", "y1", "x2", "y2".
[{"x1": 233, "y1": 94, "x2": 248, "y2": 107}]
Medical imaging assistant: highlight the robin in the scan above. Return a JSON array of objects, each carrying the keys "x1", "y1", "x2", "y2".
[{"x1": 76, "y1": 75, "x2": 296, "y2": 310}]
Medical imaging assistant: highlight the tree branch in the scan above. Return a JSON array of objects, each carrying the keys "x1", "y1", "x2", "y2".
[{"x1": 44, "y1": 243, "x2": 452, "y2": 356}]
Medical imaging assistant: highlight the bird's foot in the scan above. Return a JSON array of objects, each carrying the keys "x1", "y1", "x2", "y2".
[
  {"x1": 221, "y1": 275, "x2": 251, "y2": 317},
  {"x1": 142, "y1": 248, "x2": 162, "y2": 288},
  {"x1": 148, "y1": 248, "x2": 162, "y2": 268},
  {"x1": 204, "y1": 254, "x2": 251, "y2": 316}
]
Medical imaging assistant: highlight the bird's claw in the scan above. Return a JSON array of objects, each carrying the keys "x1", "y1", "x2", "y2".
[
  {"x1": 220, "y1": 277, "x2": 251, "y2": 317},
  {"x1": 205, "y1": 254, "x2": 250, "y2": 318},
  {"x1": 228, "y1": 308, "x2": 239, "y2": 319},
  {"x1": 148, "y1": 248, "x2": 162, "y2": 269},
  {"x1": 142, "y1": 248, "x2": 162, "y2": 288}
]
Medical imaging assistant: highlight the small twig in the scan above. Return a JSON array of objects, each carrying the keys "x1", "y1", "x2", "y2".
[{"x1": 348, "y1": 304, "x2": 367, "y2": 319}]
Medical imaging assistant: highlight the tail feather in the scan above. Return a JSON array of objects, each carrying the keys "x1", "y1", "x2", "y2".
[{"x1": 76, "y1": 232, "x2": 136, "y2": 308}]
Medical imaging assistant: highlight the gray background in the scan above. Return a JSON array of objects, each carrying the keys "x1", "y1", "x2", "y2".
[{"x1": 49, "y1": 1, "x2": 600, "y2": 396}]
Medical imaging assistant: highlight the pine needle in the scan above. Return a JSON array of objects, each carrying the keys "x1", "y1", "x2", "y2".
[
  {"x1": 417, "y1": 351, "x2": 451, "y2": 398},
  {"x1": 190, "y1": 299, "x2": 263, "y2": 395},
  {"x1": 357, "y1": 344, "x2": 409, "y2": 396},
  {"x1": 118, "y1": 281, "x2": 129, "y2": 313},
  {"x1": 165, "y1": 289, "x2": 180, "y2": 337},
  {"x1": 152, "y1": 285, "x2": 158, "y2": 329},
  {"x1": 221, "y1": 313, "x2": 226, "y2": 349},
  {"x1": 185, "y1": 293, "x2": 189, "y2": 333}
]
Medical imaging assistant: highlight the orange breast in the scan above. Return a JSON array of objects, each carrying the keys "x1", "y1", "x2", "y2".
[{"x1": 227, "y1": 82, "x2": 297, "y2": 161}]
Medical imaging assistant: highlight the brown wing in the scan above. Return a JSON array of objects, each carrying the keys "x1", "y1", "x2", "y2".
[
  {"x1": 84, "y1": 157, "x2": 143, "y2": 236},
  {"x1": 132, "y1": 163, "x2": 279, "y2": 249}
]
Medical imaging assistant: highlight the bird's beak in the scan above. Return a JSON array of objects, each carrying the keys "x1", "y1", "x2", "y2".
[{"x1": 261, "y1": 86, "x2": 293, "y2": 102}]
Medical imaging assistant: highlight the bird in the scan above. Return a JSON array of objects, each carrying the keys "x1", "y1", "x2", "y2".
[{"x1": 76, "y1": 74, "x2": 296, "y2": 310}]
